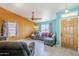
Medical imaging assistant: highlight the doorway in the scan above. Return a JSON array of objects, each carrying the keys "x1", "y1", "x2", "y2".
[{"x1": 61, "y1": 17, "x2": 78, "y2": 50}]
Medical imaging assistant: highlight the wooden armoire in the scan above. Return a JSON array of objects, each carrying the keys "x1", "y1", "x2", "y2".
[{"x1": 61, "y1": 17, "x2": 78, "y2": 50}]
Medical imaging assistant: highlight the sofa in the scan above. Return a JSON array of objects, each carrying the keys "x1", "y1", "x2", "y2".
[
  {"x1": 0, "y1": 42, "x2": 35, "y2": 56},
  {"x1": 32, "y1": 32, "x2": 56, "y2": 46},
  {"x1": 41, "y1": 33, "x2": 56, "y2": 46}
]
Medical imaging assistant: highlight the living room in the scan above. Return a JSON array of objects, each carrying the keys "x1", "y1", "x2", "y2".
[{"x1": 0, "y1": 3, "x2": 79, "y2": 56}]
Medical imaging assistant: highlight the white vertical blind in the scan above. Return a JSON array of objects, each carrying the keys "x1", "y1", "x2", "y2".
[
  {"x1": 4, "y1": 22, "x2": 17, "y2": 37},
  {"x1": 41, "y1": 24, "x2": 50, "y2": 33}
]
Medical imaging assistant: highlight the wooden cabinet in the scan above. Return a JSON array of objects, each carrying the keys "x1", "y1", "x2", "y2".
[{"x1": 61, "y1": 17, "x2": 78, "y2": 50}]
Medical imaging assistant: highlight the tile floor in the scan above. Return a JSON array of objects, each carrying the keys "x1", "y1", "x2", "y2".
[
  {"x1": 44, "y1": 45, "x2": 79, "y2": 56},
  {"x1": 24, "y1": 40, "x2": 79, "y2": 56}
]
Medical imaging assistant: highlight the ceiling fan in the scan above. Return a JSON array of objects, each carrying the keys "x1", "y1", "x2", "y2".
[{"x1": 30, "y1": 11, "x2": 42, "y2": 20}]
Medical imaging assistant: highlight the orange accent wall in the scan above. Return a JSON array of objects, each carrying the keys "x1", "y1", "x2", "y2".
[{"x1": 0, "y1": 7, "x2": 36, "y2": 40}]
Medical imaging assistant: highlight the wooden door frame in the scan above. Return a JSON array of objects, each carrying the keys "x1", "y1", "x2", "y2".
[
  {"x1": 78, "y1": 16, "x2": 79, "y2": 52},
  {"x1": 59, "y1": 16, "x2": 79, "y2": 51}
]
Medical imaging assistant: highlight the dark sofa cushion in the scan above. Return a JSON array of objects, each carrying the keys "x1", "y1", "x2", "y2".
[{"x1": 0, "y1": 42, "x2": 30, "y2": 56}]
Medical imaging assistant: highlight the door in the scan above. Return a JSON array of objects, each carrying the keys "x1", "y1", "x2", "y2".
[{"x1": 61, "y1": 17, "x2": 78, "y2": 50}]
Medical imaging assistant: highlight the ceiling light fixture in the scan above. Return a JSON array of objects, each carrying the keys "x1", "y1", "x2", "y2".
[
  {"x1": 61, "y1": 11, "x2": 77, "y2": 18},
  {"x1": 65, "y1": 9, "x2": 69, "y2": 13},
  {"x1": 65, "y1": 0, "x2": 69, "y2": 13}
]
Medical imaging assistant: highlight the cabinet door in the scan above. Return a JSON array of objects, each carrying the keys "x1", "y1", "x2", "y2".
[
  {"x1": 61, "y1": 20, "x2": 67, "y2": 47},
  {"x1": 73, "y1": 18, "x2": 78, "y2": 50},
  {"x1": 61, "y1": 17, "x2": 78, "y2": 50}
]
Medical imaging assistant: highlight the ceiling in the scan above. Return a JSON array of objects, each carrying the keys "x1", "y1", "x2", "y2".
[{"x1": 0, "y1": 3, "x2": 79, "y2": 22}]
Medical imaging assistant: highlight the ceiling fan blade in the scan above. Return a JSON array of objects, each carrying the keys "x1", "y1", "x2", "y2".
[
  {"x1": 30, "y1": 18, "x2": 42, "y2": 20},
  {"x1": 34, "y1": 18, "x2": 42, "y2": 19}
]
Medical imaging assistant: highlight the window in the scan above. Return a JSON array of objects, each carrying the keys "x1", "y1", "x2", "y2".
[
  {"x1": 4, "y1": 22, "x2": 17, "y2": 37},
  {"x1": 41, "y1": 24, "x2": 50, "y2": 33},
  {"x1": 7, "y1": 22, "x2": 17, "y2": 36}
]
